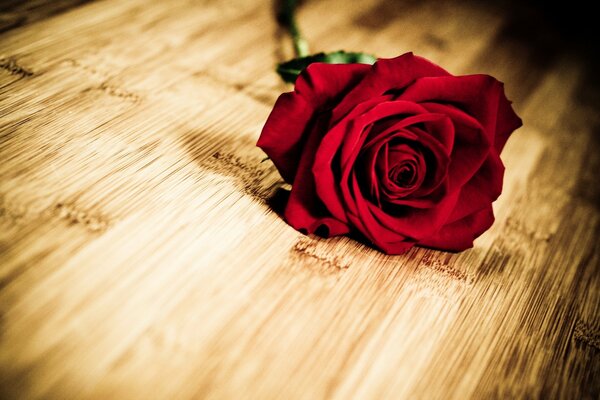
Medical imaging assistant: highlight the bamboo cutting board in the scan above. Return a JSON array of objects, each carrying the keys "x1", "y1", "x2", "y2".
[{"x1": 0, "y1": 0, "x2": 598, "y2": 398}]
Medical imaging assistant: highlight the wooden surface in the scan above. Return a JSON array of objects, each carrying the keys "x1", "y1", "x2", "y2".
[{"x1": 0, "y1": 0, "x2": 598, "y2": 398}]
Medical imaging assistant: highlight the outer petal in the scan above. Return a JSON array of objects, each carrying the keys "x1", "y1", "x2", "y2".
[
  {"x1": 494, "y1": 85, "x2": 523, "y2": 152},
  {"x1": 400, "y1": 75, "x2": 500, "y2": 134},
  {"x1": 257, "y1": 93, "x2": 314, "y2": 183},
  {"x1": 331, "y1": 52, "x2": 451, "y2": 123},
  {"x1": 257, "y1": 63, "x2": 371, "y2": 183},
  {"x1": 418, "y1": 205, "x2": 495, "y2": 251},
  {"x1": 284, "y1": 116, "x2": 350, "y2": 236},
  {"x1": 295, "y1": 63, "x2": 371, "y2": 108},
  {"x1": 376, "y1": 239, "x2": 416, "y2": 255},
  {"x1": 447, "y1": 151, "x2": 504, "y2": 223},
  {"x1": 366, "y1": 187, "x2": 459, "y2": 240}
]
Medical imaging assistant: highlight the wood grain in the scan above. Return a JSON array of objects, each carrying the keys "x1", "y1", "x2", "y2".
[{"x1": 0, "y1": 0, "x2": 598, "y2": 398}]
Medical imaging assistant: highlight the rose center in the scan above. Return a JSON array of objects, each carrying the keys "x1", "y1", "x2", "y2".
[{"x1": 389, "y1": 161, "x2": 417, "y2": 188}]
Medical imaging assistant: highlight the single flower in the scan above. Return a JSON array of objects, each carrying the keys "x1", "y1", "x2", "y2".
[{"x1": 258, "y1": 53, "x2": 522, "y2": 254}]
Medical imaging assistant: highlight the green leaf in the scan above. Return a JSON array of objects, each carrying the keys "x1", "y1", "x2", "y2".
[{"x1": 276, "y1": 51, "x2": 377, "y2": 83}]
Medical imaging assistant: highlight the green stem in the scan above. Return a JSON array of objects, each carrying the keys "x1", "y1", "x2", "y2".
[{"x1": 279, "y1": 0, "x2": 310, "y2": 57}]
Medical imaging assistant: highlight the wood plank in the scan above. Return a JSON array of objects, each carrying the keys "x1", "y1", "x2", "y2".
[{"x1": 0, "y1": 0, "x2": 598, "y2": 398}]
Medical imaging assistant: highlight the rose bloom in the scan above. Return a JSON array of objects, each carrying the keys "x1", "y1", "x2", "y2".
[{"x1": 258, "y1": 53, "x2": 522, "y2": 254}]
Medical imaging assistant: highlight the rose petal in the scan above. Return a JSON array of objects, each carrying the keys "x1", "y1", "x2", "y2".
[
  {"x1": 340, "y1": 101, "x2": 426, "y2": 169},
  {"x1": 295, "y1": 63, "x2": 371, "y2": 108},
  {"x1": 358, "y1": 131, "x2": 440, "y2": 209},
  {"x1": 362, "y1": 113, "x2": 453, "y2": 154},
  {"x1": 447, "y1": 151, "x2": 504, "y2": 223},
  {"x1": 257, "y1": 92, "x2": 314, "y2": 183},
  {"x1": 493, "y1": 85, "x2": 523, "y2": 152},
  {"x1": 421, "y1": 102, "x2": 491, "y2": 191},
  {"x1": 375, "y1": 142, "x2": 427, "y2": 199},
  {"x1": 375, "y1": 239, "x2": 416, "y2": 255},
  {"x1": 418, "y1": 205, "x2": 495, "y2": 251},
  {"x1": 400, "y1": 74, "x2": 507, "y2": 141},
  {"x1": 311, "y1": 96, "x2": 395, "y2": 222},
  {"x1": 355, "y1": 126, "x2": 386, "y2": 205},
  {"x1": 360, "y1": 122, "x2": 451, "y2": 206},
  {"x1": 257, "y1": 63, "x2": 371, "y2": 183},
  {"x1": 349, "y1": 172, "x2": 408, "y2": 244},
  {"x1": 367, "y1": 187, "x2": 459, "y2": 240},
  {"x1": 284, "y1": 116, "x2": 350, "y2": 236},
  {"x1": 340, "y1": 166, "x2": 459, "y2": 244},
  {"x1": 375, "y1": 135, "x2": 425, "y2": 194},
  {"x1": 315, "y1": 101, "x2": 453, "y2": 221},
  {"x1": 331, "y1": 52, "x2": 451, "y2": 122}
]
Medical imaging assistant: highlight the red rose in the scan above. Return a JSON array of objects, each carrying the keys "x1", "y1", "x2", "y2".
[{"x1": 258, "y1": 52, "x2": 522, "y2": 254}]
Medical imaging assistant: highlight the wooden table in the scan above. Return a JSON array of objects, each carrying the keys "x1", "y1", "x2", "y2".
[{"x1": 1, "y1": 0, "x2": 598, "y2": 398}]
